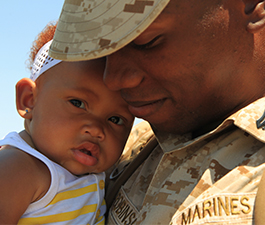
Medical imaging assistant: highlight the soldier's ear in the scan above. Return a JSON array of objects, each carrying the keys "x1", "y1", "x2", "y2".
[
  {"x1": 16, "y1": 78, "x2": 36, "y2": 119},
  {"x1": 244, "y1": 0, "x2": 265, "y2": 33}
]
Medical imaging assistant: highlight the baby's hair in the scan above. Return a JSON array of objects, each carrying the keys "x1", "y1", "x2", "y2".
[{"x1": 28, "y1": 21, "x2": 57, "y2": 71}]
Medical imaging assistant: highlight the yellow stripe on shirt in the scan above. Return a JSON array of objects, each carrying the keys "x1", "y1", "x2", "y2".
[
  {"x1": 48, "y1": 183, "x2": 98, "y2": 206},
  {"x1": 95, "y1": 215, "x2": 105, "y2": 225},
  {"x1": 18, "y1": 204, "x2": 97, "y2": 224}
]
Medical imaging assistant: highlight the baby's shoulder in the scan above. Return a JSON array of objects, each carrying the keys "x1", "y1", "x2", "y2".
[
  {"x1": 0, "y1": 145, "x2": 51, "y2": 201},
  {"x1": 0, "y1": 145, "x2": 40, "y2": 167}
]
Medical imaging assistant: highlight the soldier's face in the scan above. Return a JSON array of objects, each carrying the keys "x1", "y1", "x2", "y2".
[{"x1": 104, "y1": 0, "x2": 254, "y2": 134}]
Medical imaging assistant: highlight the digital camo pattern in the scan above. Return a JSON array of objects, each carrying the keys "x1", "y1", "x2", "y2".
[
  {"x1": 108, "y1": 120, "x2": 154, "y2": 182},
  {"x1": 49, "y1": 0, "x2": 170, "y2": 61},
  {"x1": 107, "y1": 97, "x2": 265, "y2": 225}
]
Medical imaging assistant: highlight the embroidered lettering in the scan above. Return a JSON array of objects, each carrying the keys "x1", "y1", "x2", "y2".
[
  {"x1": 230, "y1": 197, "x2": 240, "y2": 215},
  {"x1": 192, "y1": 205, "x2": 201, "y2": 222},
  {"x1": 202, "y1": 200, "x2": 212, "y2": 217},
  {"x1": 213, "y1": 197, "x2": 217, "y2": 216},
  {"x1": 181, "y1": 195, "x2": 252, "y2": 225},
  {"x1": 241, "y1": 196, "x2": 251, "y2": 214},
  {"x1": 111, "y1": 190, "x2": 138, "y2": 225},
  {"x1": 218, "y1": 196, "x2": 229, "y2": 216},
  {"x1": 182, "y1": 208, "x2": 191, "y2": 225}
]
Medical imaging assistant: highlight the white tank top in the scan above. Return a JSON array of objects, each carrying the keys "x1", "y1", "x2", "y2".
[{"x1": 0, "y1": 132, "x2": 106, "y2": 225}]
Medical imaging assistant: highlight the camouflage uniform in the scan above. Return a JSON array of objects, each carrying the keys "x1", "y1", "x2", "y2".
[
  {"x1": 49, "y1": 1, "x2": 265, "y2": 224},
  {"x1": 106, "y1": 97, "x2": 265, "y2": 225}
]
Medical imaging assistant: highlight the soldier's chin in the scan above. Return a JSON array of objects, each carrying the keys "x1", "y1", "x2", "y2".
[{"x1": 150, "y1": 122, "x2": 181, "y2": 136}]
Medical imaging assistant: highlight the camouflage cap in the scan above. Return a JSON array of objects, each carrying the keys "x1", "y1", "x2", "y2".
[{"x1": 49, "y1": 0, "x2": 170, "y2": 61}]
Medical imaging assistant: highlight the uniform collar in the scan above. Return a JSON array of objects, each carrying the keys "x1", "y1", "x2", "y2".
[
  {"x1": 227, "y1": 97, "x2": 265, "y2": 143},
  {"x1": 154, "y1": 97, "x2": 265, "y2": 153}
]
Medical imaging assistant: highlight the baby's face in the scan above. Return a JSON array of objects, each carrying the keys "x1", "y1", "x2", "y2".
[{"x1": 29, "y1": 58, "x2": 134, "y2": 175}]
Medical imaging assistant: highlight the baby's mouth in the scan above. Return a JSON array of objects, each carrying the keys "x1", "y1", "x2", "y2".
[
  {"x1": 79, "y1": 149, "x2": 92, "y2": 156},
  {"x1": 74, "y1": 141, "x2": 100, "y2": 158},
  {"x1": 72, "y1": 142, "x2": 100, "y2": 167}
]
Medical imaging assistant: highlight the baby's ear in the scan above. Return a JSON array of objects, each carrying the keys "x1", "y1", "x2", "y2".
[
  {"x1": 244, "y1": 0, "x2": 265, "y2": 33},
  {"x1": 16, "y1": 78, "x2": 36, "y2": 119}
]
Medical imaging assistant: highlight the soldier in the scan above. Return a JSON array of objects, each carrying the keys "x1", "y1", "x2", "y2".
[{"x1": 50, "y1": 0, "x2": 265, "y2": 224}]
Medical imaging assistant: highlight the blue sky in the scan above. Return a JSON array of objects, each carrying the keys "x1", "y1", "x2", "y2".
[{"x1": 0, "y1": 1, "x2": 142, "y2": 139}]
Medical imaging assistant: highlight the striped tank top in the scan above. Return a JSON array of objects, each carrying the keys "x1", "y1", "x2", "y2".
[{"x1": 0, "y1": 132, "x2": 106, "y2": 225}]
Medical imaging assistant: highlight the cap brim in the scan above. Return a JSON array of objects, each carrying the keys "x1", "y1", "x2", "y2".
[{"x1": 49, "y1": 0, "x2": 170, "y2": 61}]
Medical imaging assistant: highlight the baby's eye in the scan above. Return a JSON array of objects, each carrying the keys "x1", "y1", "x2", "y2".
[
  {"x1": 131, "y1": 35, "x2": 161, "y2": 50},
  {"x1": 108, "y1": 116, "x2": 124, "y2": 125},
  {"x1": 69, "y1": 99, "x2": 86, "y2": 109}
]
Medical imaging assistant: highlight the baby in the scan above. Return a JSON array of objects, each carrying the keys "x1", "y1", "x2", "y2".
[{"x1": 0, "y1": 24, "x2": 134, "y2": 224}]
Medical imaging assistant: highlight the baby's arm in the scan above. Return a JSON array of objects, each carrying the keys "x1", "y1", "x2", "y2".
[{"x1": 0, "y1": 146, "x2": 50, "y2": 224}]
